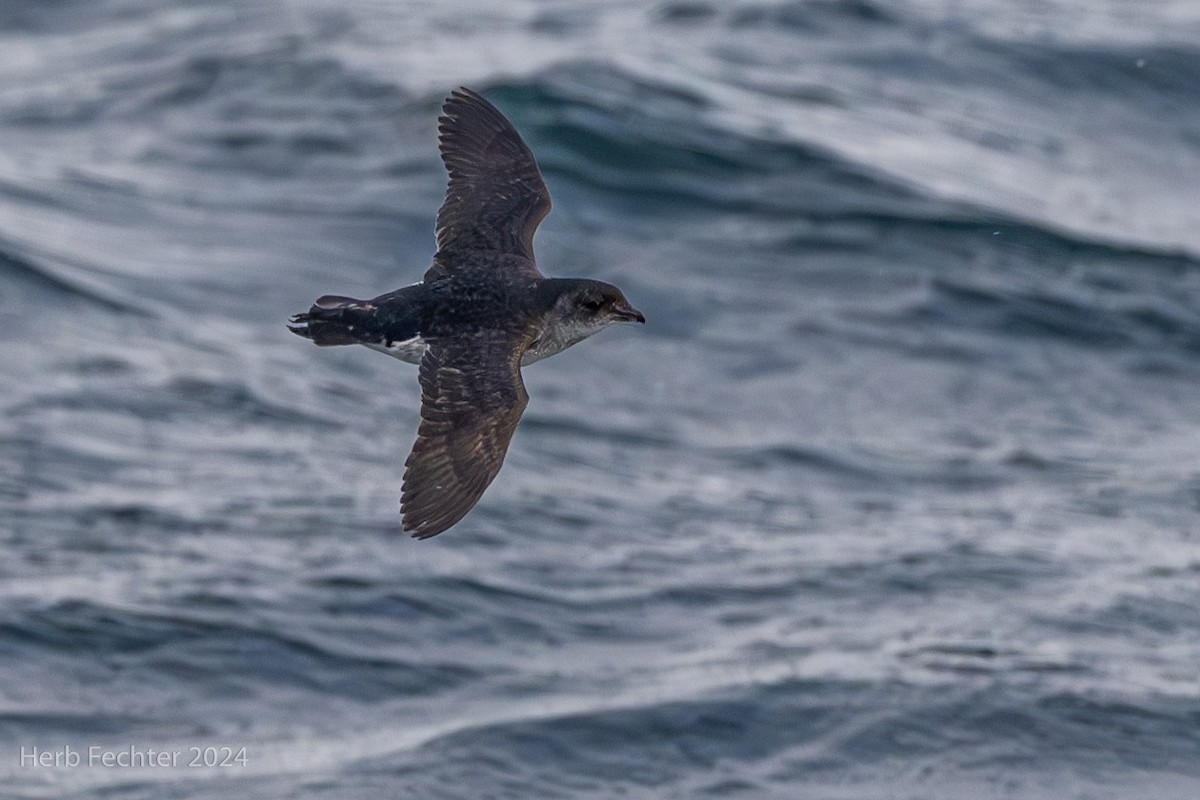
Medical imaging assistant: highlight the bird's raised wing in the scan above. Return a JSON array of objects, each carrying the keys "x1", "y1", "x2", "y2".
[
  {"x1": 431, "y1": 87, "x2": 552, "y2": 265},
  {"x1": 401, "y1": 333, "x2": 529, "y2": 538}
]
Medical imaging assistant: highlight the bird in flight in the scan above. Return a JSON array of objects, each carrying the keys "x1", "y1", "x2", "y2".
[{"x1": 288, "y1": 87, "x2": 644, "y2": 539}]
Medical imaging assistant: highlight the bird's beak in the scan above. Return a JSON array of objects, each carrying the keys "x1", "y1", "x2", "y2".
[{"x1": 613, "y1": 304, "x2": 646, "y2": 324}]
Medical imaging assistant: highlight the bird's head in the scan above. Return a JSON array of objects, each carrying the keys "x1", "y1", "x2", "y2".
[
  {"x1": 560, "y1": 280, "x2": 645, "y2": 327},
  {"x1": 530, "y1": 278, "x2": 644, "y2": 360}
]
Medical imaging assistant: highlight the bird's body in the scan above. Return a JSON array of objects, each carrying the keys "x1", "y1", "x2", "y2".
[{"x1": 288, "y1": 87, "x2": 643, "y2": 539}]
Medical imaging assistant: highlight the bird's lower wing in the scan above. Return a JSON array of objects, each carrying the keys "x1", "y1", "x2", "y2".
[{"x1": 401, "y1": 334, "x2": 529, "y2": 539}]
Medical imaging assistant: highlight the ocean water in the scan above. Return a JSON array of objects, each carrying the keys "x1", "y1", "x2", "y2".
[{"x1": 2, "y1": 0, "x2": 1200, "y2": 797}]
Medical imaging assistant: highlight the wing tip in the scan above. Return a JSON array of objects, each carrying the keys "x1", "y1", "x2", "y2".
[
  {"x1": 441, "y1": 86, "x2": 485, "y2": 119},
  {"x1": 437, "y1": 86, "x2": 492, "y2": 149},
  {"x1": 448, "y1": 85, "x2": 481, "y2": 103},
  {"x1": 400, "y1": 475, "x2": 481, "y2": 541},
  {"x1": 406, "y1": 525, "x2": 443, "y2": 541},
  {"x1": 400, "y1": 507, "x2": 456, "y2": 540}
]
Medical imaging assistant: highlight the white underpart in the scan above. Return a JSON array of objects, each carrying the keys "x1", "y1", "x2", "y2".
[
  {"x1": 359, "y1": 313, "x2": 616, "y2": 367},
  {"x1": 364, "y1": 336, "x2": 428, "y2": 364}
]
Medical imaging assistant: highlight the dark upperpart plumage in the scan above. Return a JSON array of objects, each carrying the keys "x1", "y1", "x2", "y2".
[{"x1": 288, "y1": 87, "x2": 644, "y2": 539}]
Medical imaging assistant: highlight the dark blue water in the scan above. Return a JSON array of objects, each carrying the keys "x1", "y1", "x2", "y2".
[{"x1": 3, "y1": 1, "x2": 1200, "y2": 797}]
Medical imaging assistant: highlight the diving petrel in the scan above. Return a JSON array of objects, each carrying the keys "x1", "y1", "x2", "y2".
[{"x1": 288, "y1": 87, "x2": 644, "y2": 539}]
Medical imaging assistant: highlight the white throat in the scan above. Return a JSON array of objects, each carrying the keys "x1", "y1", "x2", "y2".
[{"x1": 523, "y1": 313, "x2": 610, "y2": 365}]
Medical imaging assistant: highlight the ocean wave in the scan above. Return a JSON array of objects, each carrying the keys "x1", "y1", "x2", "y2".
[
  {"x1": 8, "y1": 373, "x2": 342, "y2": 430},
  {"x1": 359, "y1": 678, "x2": 1200, "y2": 795},
  {"x1": 727, "y1": 0, "x2": 899, "y2": 32},
  {"x1": 454, "y1": 64, "x2": 1200, "y2": 273},
  {"x1": 0, "y1": 240, "x2": 145, "y2": 314},
  {"x1": 975, "y1": 38, "x2": 1200, "y2": 104},
  {"x1": 471, "y1": 65, "x2": 918, "y2": 218},
  {"x1": 0, "y1": 598, "x2": 479, "y2": 702},
  {"x1": 889, "y1": 272, "x2": 1200, "y2": 355}
]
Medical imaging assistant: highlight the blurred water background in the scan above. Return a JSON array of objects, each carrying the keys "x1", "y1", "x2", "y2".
[{"x1": 2, "y1": 1, "x2": 1200, "y2": 797}]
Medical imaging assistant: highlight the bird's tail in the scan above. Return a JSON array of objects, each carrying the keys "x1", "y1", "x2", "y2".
[{"x1": 287, "y1": 295, "x2": 373, "y2": 346}]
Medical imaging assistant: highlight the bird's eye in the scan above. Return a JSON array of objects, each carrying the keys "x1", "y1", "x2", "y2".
[{"x1": 582, "y1": 299, "x2": 605, "y2": 311}]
